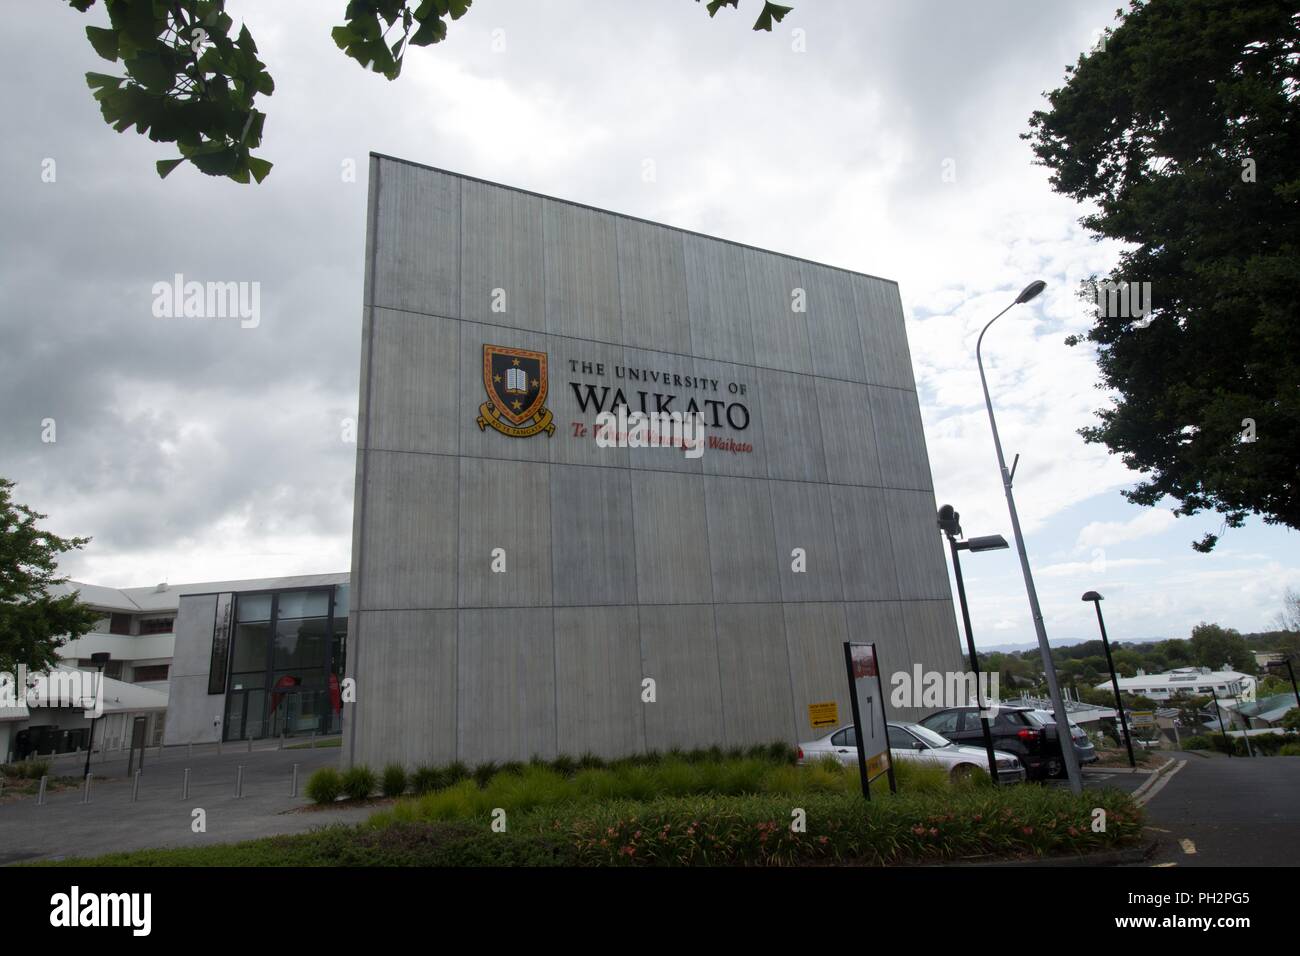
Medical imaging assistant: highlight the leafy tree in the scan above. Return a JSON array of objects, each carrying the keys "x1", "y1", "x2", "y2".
[
  {"x1": 1025, "y1": 0, "x2": 1300, "y2": 551},
  {"x1": 67, "y1": 0, "x2": 794, "y2": 184},
  {"x1": 1277, "y1": 587, "x2": 1300, "y2": 632},
  {"x1": 1282, "y1": 707, "x2": 1300, "y2": 732},
  {"x1": 1189, "y1": 622, "x2": 1253, "y2": 672},
  {"x1": 0, "y1": 479, "x2": 99, "y2": 673}
]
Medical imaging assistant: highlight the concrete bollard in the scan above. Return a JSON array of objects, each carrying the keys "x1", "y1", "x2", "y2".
[
  {"x1": 290, "y1": 763, "x2": 299, "y2": 797},
  {"x1": 247, "y1": 736, "x2": 253, "y2": 754},
  {"x1": 235, "y1": 765, "x2": 244, "y2": 798},
  {"x1": 182, "y1": 767, "x2": 190, "y2": 800},
  {"x1": 37, "y1": 776, "x2": 48, "y2": 806},
  {"x1": 132, "y1": 770, "x2": 141, "y2": 802},
  {"x1": 279, "y1": 731, "x2": 285, "y2": 751},
  {"x1": 310, "y1": 732, "x2": 317, "y2": 750},
  {"x1": 82, "y1": 773, "x2": 93, "y2": 804},
  {"x1": 217, "y1": 738, "x2": 223, "y2": 756}
]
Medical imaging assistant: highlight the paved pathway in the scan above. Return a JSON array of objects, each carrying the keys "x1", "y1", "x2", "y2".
[{"x1": 0, "y1": 740, "x2": 375, "y2": 864}]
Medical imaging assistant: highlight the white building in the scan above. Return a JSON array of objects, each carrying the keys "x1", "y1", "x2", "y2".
[{"x1": 1097, "y1": 665, "x2": 1256, "y2": 703}]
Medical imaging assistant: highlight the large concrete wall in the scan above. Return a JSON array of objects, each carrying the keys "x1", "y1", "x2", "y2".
[{"x1": 346, "y1": 154, "x2": 962, "y2": 768}]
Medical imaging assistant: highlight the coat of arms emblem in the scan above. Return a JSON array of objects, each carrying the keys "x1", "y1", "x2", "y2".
[{"x1": 477, "y1": 344, "x2": 556, "y2": 438}]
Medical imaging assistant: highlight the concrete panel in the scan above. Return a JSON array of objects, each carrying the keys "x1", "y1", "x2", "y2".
[
  {"x1": 547, "y1": 335, "x2": 629, "y2": 469},
  {"x1": 631, "y1": 471, "x2": 713, "y2": 604},
  {"x1": 460, "y1": 178, "x2": 545, "y2": 332},
  {"x1": 169, "y1": 593, "x2": 218, "y2": 679},
  {"x1": 549, "y1": 465, "x2": 636, "y2": 607},
  {"x1": 684, "y1": 234, "x2": 754, "y2": 365},
  {"x1": 745, "y1": 248, "x2": 812, "y2": 375},
  {"x1": 553, "y1": 605, "x2": 643, "y2": 757},
  {"x1": 853, "y1": 275, "x2": 915, "y2": 390},
  {"x1": 704, "y1": 476, "x2": 780, "y2": 604},
  {"x1": 617, "y1": 218, "x2": 691, "y2": 353},
  {"x1": 357, "y1": 450, "x2": 458, "y2": 610},
  {"x1": 758, "y1": 368, "x2": 827, "y2": 482},
  {"x1": 351, "y1": 609, "x2": 457, "y2": 767},
  {"x1": 365, "y1": 309, "x2": 460, "y2": 456},
  {"x1": 638, "y1": 605, "x2": 724, "y2": 750},
  {"x1": 768, "y1": 481, "x2": 844, "y2": 602},
  {"x1": 458, "y1": 457, "x2": 552, "y2": 608},
  {"x1": 802, "y1": 262, "x2": 867, "y2": 382},
  {"x1": 883, "y1": 488, "x2": 952, "y2": 600},
  {"x1": 371, "y1": 159, "x2": 459, "y2": 319},
  {"x1": 830, "y1": 485, "x2": 902, "y2": 601},
  {"x1": 713, "y1": 603, "x2": 797, "y2": 745},
  {"x1": 543, "y1": 199, "x2": 621, "y2": 343},
  {"x1": 163, "y1": 675, "x2": 220, "y2": 745},
  {"x1": 458, "y1": 322, "x2": 552, "y2": 464},
  {"x1": 870, "y1": 385, "x2": 934, "y2": 490},
  {"x1": 458, "y1": 608, "x2": 556, "y2": 762},
  {"x1": 816, "y1": 378, "x2": 883, "y2": 487},
  {"x1": 783, "y1": 602, "x2": 851, "y2": 740},
  {"x1": 898, "y1": 599, "x2": 965, "y2": 718}
]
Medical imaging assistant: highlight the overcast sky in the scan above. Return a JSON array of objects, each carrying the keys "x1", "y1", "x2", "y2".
[{"x1": 3, "y1": 0, "x2": 1296, "y2": 649}]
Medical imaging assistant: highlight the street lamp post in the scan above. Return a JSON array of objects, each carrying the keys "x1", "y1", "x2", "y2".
[
  {"x1": 938, "y1": 505, "x2": 1009, "y2": 785},
  {"x1": 83, "y1": 652, "x2": 110, "y2": 780},
  {"x1": 976, "y1": 279, "x2": 1083, "y2": 794},
  {"x1": 1081, "y1": 591, "x2": 1135, "y2": 768}
]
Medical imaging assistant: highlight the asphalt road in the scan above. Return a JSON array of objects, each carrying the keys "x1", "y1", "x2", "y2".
[{"x1": 1135, "y1": 752, "x2": 1300, "y2": 866}]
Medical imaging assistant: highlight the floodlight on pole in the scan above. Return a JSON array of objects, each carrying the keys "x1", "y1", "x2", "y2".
[{"x1": 975, "y1": 279, "x2": 1083, "y2": 794}]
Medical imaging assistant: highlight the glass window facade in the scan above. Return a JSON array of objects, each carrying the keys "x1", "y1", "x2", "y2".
[{"x1": 220, "y1": 585, "x2": 347, "y2": 741}]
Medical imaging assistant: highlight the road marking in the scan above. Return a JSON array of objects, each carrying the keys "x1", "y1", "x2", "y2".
[
  {"x1": 1144, "y1": 826, "x2": 1170, "y2": 833},
  {"x1": 1179, "y1": 838, "x2": 1197, "y2": 855},
  {"x1": 1153, "y1": 862, "x2": 1179, "y2": 867},
  {"x1": 1135, "y1": 759, "x2": 1185, "y2": 807}
]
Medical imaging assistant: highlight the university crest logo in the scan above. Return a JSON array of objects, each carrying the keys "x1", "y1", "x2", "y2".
[{"x1": 477, "y1": 343, "x2": 556, "y2": 438}]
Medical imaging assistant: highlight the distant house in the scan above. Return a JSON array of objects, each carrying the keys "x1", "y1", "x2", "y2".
[{"x1": 1096, "y1": 665, "x2": 1256, "y2": 703}]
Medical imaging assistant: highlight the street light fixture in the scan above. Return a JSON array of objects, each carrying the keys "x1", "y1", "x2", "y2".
[
  {"x1": 938, "y1": 504, "x2": 1008, "y2": 785},
  {"x1": 1081, "y1": 591, "x2": 1135, "y2": 768},
  {"x1": 976, "y1": 279, "x2": 1083, "y2": 794},
  {"x1": 83, "y1": 652, "x2": 110, "y2": 780}
]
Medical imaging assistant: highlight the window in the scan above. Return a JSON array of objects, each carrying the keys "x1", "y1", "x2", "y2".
[
  {"x1": 138, "y1": 617, "x2": 174, "y2": 635},
  {"x1": 921, "y1": 710, "x2": 961, "y2": 734},
  {"x1": 109, "y1": 613, "x2": 132, "y2": 635},
  {"x1": 207, "y1": 593, "x2": 234, "y2": 696},
  {"x1": 887, "y1": 727, "x2": 920, "y2": 750},
  {"x1": 132, "y1": 664, "x2": 169, "y2": 683},
  {"x1": 830, "y1": 727, "x2": 856, "y2": 747}
]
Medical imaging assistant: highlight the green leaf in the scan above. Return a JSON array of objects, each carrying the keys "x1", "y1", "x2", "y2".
[
  {"x1": 754, "y1": 2, "x2": 793, "y2": 31},
  {"x1": 247, "y1": 156, "x2": 272, "y2": 183},
  {"x1": 85, "y1": 25, "x2": 120, "y2": 61},
  {"x1": 155, "y1": 157, "x2": 184, "y2": 178}
]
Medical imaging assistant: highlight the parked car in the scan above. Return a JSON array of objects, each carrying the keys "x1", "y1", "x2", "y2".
[
  {"x1": 917, "y1": 706, "x2": 1096, "y2": 780},
  {"x1": 797, "y1": 721, "x2": 1026, "y2": 784}
]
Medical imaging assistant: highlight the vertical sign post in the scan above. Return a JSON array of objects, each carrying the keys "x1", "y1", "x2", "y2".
[{"x1": 843, "y1": 642, "x2": 896, "y2": 800}]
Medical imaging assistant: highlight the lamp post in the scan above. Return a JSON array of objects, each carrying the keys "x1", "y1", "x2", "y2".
[
  {"x1": 938, "y1": 504, "x2": 1008, "y2": 785},
  {"x1": 83, "y1": 652, "x2": 110, "y2": 780},
  {"x1": 1081, "y1": 591, "x2": 1135, "y2": 768},
  {"x1": 976, "y1": 279, "x2": 1082, "y2": 794}
]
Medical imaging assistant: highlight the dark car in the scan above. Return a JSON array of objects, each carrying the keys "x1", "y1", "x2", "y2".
[{"x1": 918, "y1": 706, "x2": 1096, "y2": 780}]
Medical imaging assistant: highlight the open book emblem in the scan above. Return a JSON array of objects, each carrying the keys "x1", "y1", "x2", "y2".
[{"x1": 477, "y1": 344, "x2": 556, "y2": 438}]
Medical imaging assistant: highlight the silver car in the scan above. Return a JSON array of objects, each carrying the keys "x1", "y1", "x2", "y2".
[{"x1": 798, "y1": 721, "x2": 1026, "y2": 784}]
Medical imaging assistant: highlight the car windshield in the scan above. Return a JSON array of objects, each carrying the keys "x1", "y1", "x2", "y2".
[{"x1": 901, "y1": 723, "x2": 953, "y2": 749}]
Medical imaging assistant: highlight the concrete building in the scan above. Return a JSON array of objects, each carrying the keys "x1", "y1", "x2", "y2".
[{"x1": 344, "y1": 154, "x2": 964, "y2": 769}]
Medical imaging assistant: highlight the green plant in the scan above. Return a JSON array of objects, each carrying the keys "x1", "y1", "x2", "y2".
[
  {"x1": 305, "y1": 767, "x2": 344, "y2": 805},
  {"x1": 410, "y1": 765, "x2": 444, "y2": 795},
  {"x1": 381, "y1": 763, "x2": 408, "y2": 798},
  {"x1": 1182, "y1": 735, "x2": 1211, "y2": 750},
  {"x1": 341, "y1": 765, "x2": 377, "y2": 801},
  {"x1": 1279, "y1": 743, "x2": 1300, "y2": 756},
  {"x1": 471, "y1": 762, "x2": 499, "y2": 788}
]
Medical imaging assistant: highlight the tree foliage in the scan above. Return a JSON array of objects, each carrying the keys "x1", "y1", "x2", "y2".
[
  {"x1": 1025, "y1": 0, "x2": 1300, "y2": 551},
  {"x1": 68, "y1": 0, "x2": 793, "y2": 184},
  {"x1": 0, "y1": 479, "x2": 99, "y2": 673}
]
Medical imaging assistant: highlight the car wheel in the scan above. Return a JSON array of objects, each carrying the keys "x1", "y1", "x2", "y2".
[
  {"x1": 1044, "y1": 756, "x2": 1064, "y2": 778},
  {"x1": 950, "y1": 764, "x2": 977, "y2": 783}
]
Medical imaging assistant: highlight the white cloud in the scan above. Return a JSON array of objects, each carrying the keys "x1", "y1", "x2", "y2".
[{"x1": 1075, "y1": 510, "x2": 1177, "y2": 550}]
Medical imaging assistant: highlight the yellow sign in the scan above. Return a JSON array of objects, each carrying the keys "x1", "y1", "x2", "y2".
[
  {"x1": 867, "y1": 751, "x2": 891, "y2": 781},
  {"x1": 808, "y1": 701, "x2": 839, "y2": 729}
]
